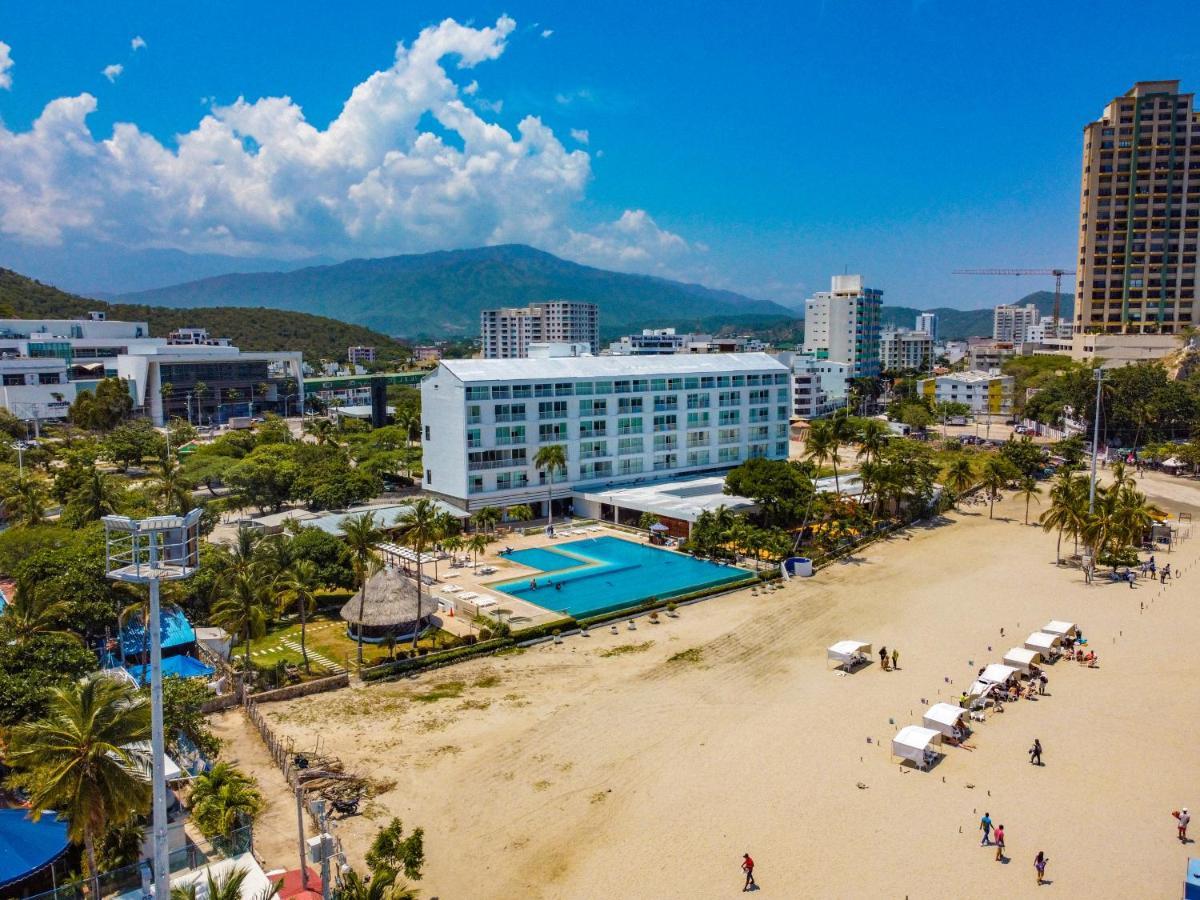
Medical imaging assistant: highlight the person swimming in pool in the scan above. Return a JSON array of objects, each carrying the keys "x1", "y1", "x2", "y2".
[{"x1": 530, "y1": 579, "x2": 537, "y2": 590}]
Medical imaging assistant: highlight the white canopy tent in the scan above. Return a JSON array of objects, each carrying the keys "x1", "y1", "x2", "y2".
[
  {"x1": 1003, "y1": 646, "x2": 1042, "y2": 674},
  {"x1": 1043, "y1": 620, "x2": 1077, "y2": 638},
  {"x1": 980, "y1": 663, "x2": 1020, "y2": 686},
  {"x1": 892, "y1": 725, "x2": 942, "y2": 770},
  {"x1": 827, "y1": 640, "x2": 872, "y2": 670},
  {"x1": 922, "y1": 703, "x2": 966, "y2": 738},
  {"x1": 967, "y1": 680, "x2": 1002, "y2": 701},
  {"x1": 1025, "y1": 632, "x2": 1063, "y2": 655}
]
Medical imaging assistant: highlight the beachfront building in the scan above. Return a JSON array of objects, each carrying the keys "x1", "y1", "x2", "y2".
[
  {"x1": 774, "y1": 351, "x2": 849, "y2": 419},
  {"x1": 801, "y1": 274, "x2": 882, "y2": 378},
  {"x1": 1074, "y1": 80, "x2": 1199, "y2": 353},
  {"x1": 879, "y1": 329, "x2": 934, "y2": 373},
  {"x1": 421, "y1": 353, "x2": 792, "y2": 514},
  {"x1": 992, "y1": 303, "x2": 1040, "y2": 343},
  {"x1": 917, "y1": 371, "x2": 1015, "y2": 416},
  {"x1": 915, "y1": 312, "x2": 938, "y2": 341},
  {"x1": 480, "y1": 301, "x2": 599, "y2": 359}
]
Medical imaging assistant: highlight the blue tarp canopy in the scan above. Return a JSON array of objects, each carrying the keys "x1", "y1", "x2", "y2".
[
  {"x1": 0, "y1": 808, "x2": 70, "y2": 890},
  {"x1": 126, "y1": 654, "x2": 214, "y2": 684},
  {"x1": 119, "y1": 606, "x2": 196, "y2": 656}
]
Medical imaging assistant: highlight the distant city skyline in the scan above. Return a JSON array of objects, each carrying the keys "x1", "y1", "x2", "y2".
[{"x1": 1, "y1": 0, "x2": 1198, "y2": 309}]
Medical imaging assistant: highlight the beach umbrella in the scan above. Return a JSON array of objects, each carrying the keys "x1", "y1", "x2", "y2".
[{"x1": 650, "y1": 522, "x2": 669, "y2": 532}]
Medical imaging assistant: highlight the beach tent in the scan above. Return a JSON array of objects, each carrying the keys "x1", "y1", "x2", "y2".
[
  {"x1": 827, "y1": 640, "x2": 872, "y2": 669},
  {"x1": 1002, "y1": 647, "x2": 1043, "y2": 674},
  {"x1": 0, "y1": 809, "x2": 69, "y2": 893},
  {"x1": 891, "y1": 725, "x2": 942, "y2": 770},
  {"x1": 1042, "y1": 620, "x2": 1077, "y2": 638},
  {"x1": 1025, "y1": 632, "x2": 1063, "y2": 656},
  {"x1": 967, "y1": 680, "x2": 1002, "y2": 701},
  {"x1": 979, "y1": 663, "x2": 1019, "y2": 686},
  {"x1": 922, "y1": 703, "x2": 966, "y2": 737},
  {"x1": 1162, "y1": 456, "x2": 1186, "y2": 472}
]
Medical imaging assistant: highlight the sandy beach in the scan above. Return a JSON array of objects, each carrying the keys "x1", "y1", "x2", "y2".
[{"x1": 216, "y1": 469, "x2": 1200, "y2": 898}]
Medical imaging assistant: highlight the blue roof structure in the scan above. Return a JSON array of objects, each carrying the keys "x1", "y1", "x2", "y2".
[
  {"x1": 0, "y1": 808, "x2": 70, "y2": 890},
  {"x1": 119, "y1": 606, "x2": 196, "y2": 656},
  {"x1": 126, "y1": 654, "x2": 214, "y2": 683}
]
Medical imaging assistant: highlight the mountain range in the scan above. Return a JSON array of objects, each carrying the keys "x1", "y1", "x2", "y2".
[
  {"x1": 881, "y1": 291, "x2": 1074, "y2": 341},
  {"x1": 116, "y1": 244, "x2": 793, "y2": 338}
]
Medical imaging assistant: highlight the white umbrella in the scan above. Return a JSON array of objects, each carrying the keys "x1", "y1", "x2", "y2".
[{"x1": 650, "y1": 522, "x2": 669, "y2": 532}]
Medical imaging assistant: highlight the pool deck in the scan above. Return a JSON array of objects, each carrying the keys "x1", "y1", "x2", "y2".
[{"x1": 430, "y1": 522, "x2": 709, "y2": 629}]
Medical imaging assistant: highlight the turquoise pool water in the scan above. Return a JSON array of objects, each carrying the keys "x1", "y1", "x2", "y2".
[{"x1": 495, "y1": 536, "x2": 751, "y2": 618}]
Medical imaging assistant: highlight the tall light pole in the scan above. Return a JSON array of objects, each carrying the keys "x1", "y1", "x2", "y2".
[
  {"x1": 1088, "y1": 368, "x2": 1106, "y2": 514},
  {"x1": 103, "y1": 510, "x2": 203, "y2": 900},
  {"x1": 12, "y1": 441, "x2": 25, "y2": 478}
]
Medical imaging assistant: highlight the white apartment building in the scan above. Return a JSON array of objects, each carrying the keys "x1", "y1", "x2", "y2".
[
  {"x1": 802, "y1": 274, "x2": 882, "y2": 378},
  {"x1": 167, "y1": 327, "x2": 232, "y2": 347},
  {"x1": 347, "y1": 345, "x2": 376, "y2": 365},
  {"x1": 773, "y1": 352, "x2": 849, "y2": 419},
  {"x1": 915, "y1": 312, "x2": 938, "y2": 341},
  {"x1": 992, "y1": 303, "x2": 1040, "y2": 343},
  {"x1": 480, "y1": 301, "x2": 599, "y2": 359},
  {"x1": 879, "y1": 329, "x2": 934, "y2": 372},
  {"x1": 421, "y1": 353, "x2": 792, "y2": 513},
  {"x1": 968, "y1": 341, "x2": 1017, "y2": 372},
  {"x1": 0, "y1": 357, "x2": 75, "y2": 421},
  {"x1": 607, "y1": 328, "x2": 768, "y2": 355},
  {"x1": 917, "y1": 371, "x2": 1015, "y2": 416},
  {"x1": 1023, "y1": 316, "x2": 1074, "y2": 344}
]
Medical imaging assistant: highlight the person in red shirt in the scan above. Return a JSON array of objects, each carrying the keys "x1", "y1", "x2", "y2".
[
  {"x1": 994, "y1": 825, "x2": 1006, "y2": 862},
  {"x1": 742, "y1": 853, "x2": 756, "y2": 891}
]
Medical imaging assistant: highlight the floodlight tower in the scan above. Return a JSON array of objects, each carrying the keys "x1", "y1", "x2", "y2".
[{"x1": 103, "y1": 510, "x2": 203, "y2": 899}]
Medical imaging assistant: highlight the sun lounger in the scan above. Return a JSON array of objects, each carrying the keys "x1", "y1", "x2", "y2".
[
  {"x1": 476, "y1": 596, "x2": 498, "y2": 608},
  {"x1": 478, "y1": 566, "x2": 497, "y2": 575},
  {"x1": 442, "y1": 585, "x2": 462, "y2": 594},
  {"x1": 459, "y1": 591, "x2": 479, "y2": 601}
]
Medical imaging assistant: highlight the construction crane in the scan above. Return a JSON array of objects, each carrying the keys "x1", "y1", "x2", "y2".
[{"x1": 953, "y1": 268, "x2": 1075, "y2": 330}]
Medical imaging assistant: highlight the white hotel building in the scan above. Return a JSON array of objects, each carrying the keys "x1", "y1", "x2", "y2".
[{"x1": 421, "y1": 354, "x2": 792, "y2": 514}]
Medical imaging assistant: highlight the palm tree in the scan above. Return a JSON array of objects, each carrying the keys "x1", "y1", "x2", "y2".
[
  {"x1": 192, "y1": 381, "x2": 208, "y2": 425},
  {"x1": 171, "y1": 865, "x2": 280, "y2": 900},
  {"x1": 1016, "y1": 475, "x2": 1042, "y2": 526},
  {"x1": 2, "y1": 474, "x2": 48, "y2": 527},
  {"x1": 442, "y1": 533, "x2": 464, "y2": 564},
  {"x1": 227, "y1": 525, "x2": 264, "y2": 579},
  {"x1": 154, "y1": 453, "x2": 195, "y2": 516},
  {"x1": 467, "y1": 531, "x2": 491, "y2": 571},
  {"x1": 7, "y1": 674, "x2": 151, "y2": 894},
  {"x1": 1039, "y1": 471, "x2": 1087, "y2": 564},
  {"x1": 533, "y1": 444, "x2": 568, "y2": 526},
  {"x1": 334, "y1": 867, "x2": 418, "y2": 900},
  {"x1": 188, "y1": 762, "x2": 264, "y2": 842},
  {"x1": 473, "y1": 506, "x2": 501, "y2": 534},
  {"x1": 68, "y1": 468, "x2": 125, "y2": 522},
  {"x1": 393, "y1": 498, "x2": 439, "y2": 649},
  {"x1": 0, "y1": 588, "x2": 76, "y2": 646},
  {"x1": 212, "y1": 572, "x2": 271, "y2": 670},
  {"x1": 505, "y1": 504, "x2": 534, "y2": 524},
  {"x1": 395, "y1": 409, "x2": 419, "y2": 447},
  {"x1": 856, "y1": 418, "x2": 889, "y2": 466},
  {"x1": 979, "y1": 457, "x2": 1011, "y2": 520},
  {"x1": 276, "y1": 559, "x2": 320, "y2": 674},
  {"x1": 341, "y1": 512, "x2": 382, "y2": 664},
  {"x1": 430, "y1": 510, "x2": 458, "y2": 580},
  {"x1": 304, "y1": 418, "x2": 338, "y2": 447},
  {"x1": 724, "y1": 518, "x2": 753, "y2": 564},
  {"x1": 805, "y1": 420, "x2": 837, "y2": 493},
  {"x1": 944, "y1": 456, "x2": 975, "y2": 508}
]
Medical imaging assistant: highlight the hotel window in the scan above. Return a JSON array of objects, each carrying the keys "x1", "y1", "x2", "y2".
[
  {"x1": 686, "y1": 393, "x2": 710, "y2": 409},
  {"x1": 618, "y1": 396, "x2": 643, "y2": 414},
  {"x1": 653, "y1": 453, "x2": 678, "y2": 471},
  {"x1": 495, "y1": 403, "x2": 526, "y2": 422},
  {"x1": 469, "y1": 475, "x2": 485, "y2": 494},
  {"x1": 617, "y1": 417, "x2": 643, "y2": 435},
  {"x1": 579, "y1": 398, "x2": 607, "y2": 416},
  {"x1": 687, "y1": 411, "x2": 710, "y2": 428},
  {"x1": 701, "y1": 376, "x2": 716, "y2": 389},
  {"x1": 653, "y1": 434, "x2": 678, "y2": 452},
  {"x1": 467, "y1": 428, "x2": 482, "y2": 448},
  {"x1": 495, "y1": 425, "x2": 526, "y2": 445},
  {"x1": 650, "y1": 378, "x2": 668, "y2": 391},
  {"x1": 652, "y1": 414, "x2": 677, "y2": 432},
  {"x1": 555, "y1": 382, "x2": 574, "y2": 397},
  {"x1": 718, "y1": 446, "x2": 741, "y2": 464},
  {"x1": 777, "y1": 388, "x2": 790, "y2": 402},
  {"x1": 535, "y1": 383, "x2": 554, "y2": 397},
  {"x1": 719, "y1": 410, "x2": 741, "y2": 426},
  {"x1": 580, "y1": 460, "x2": 613, "y2": 480},
  {"x1": 491, "y1": 385, "x2": 511, "y2": 400},
  {"x1": 732, "y1": 375, "x2": 746, "y2": 387},
  {"x1": 749, "y1": 426, "x2": 770, "y2": 441},
  {"x1": 774, "y1": 373, "x2": 788, "y2": 384},
  {"x1": 538, "y1": 422, "x2": 568, "y2": 442},
  {"x1": 467, "y1": 405, "x2": 482, "y2": 425},
  {"x1": 654, "y1": 395, "x2": 678, "y2": 412},
  {"x1": 688, "y1": 449, "x2": 711, "y2": 467},
  {"x1": 718, "y1": 428, "x2": 739, "y2": 445},
  {"x1": 613, "y1": 380, "x2": 632, "y2": 394},
  {"x1": 687, "y1": 430, "x2": 710, "y2": 447},
  {"x1": 512, "y1": 384, "x2": 532, "y2": 398},
  {"x1": 618, "y1": 436, "x2": 644, "y2": 455},
  {"x1": 775, "y1": 423, "x2": 789, "y2": 439},
  {"x1": 575, "y1": 381, "x2": 594, "y2": 396},
  {"x1": 538, "y1": 400, "x2": 568, "y2": 420},
  {"x1": 579, "y1": 419, "x2": 607, "y2": 438},
  {"x1": 466, "y1": 386, "x2": 490, "y2": 401},
  {"x1": 593, "y1": 380, "x2": 613, "y2": 395},
  {"x1": 684, "y1": 376, "x2": 700, "y2": 389},
  {"x1": 716, "y1": 376, "x2": 731, "y2": 387},
  {"x1": 631, "y1": 379, "x2": 649, "y2": 392},
  {"x1": 719, "y1": 391, "x2": 741, "y2": 407},
  {"x1": 619, "y1": 457, "x2": 644, "y2": 476},
  {"x1": 775, "y1": 441, "x2": 789, "y2": 457},
  {"x1": 748, "y1": 408, "x2": 769, "y2": 423},
  {"x1": 580, "y1": 441, "x2": 608, "y2": 460}
]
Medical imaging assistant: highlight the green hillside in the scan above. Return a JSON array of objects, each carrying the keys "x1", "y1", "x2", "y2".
[
  {"x1": 882, "y1": 291, "x2": 1075, "y2": 340},
  {"x1": 118, "y1": 244, "x2": 793, "y2": 338},
  {"x1": 0, "y1": 268, "x2": 408, "y2": 362}
]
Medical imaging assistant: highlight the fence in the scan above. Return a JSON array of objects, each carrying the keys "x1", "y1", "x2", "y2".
[{"x1": 247, "y1": 672, "x2": 350, "y2": 704}]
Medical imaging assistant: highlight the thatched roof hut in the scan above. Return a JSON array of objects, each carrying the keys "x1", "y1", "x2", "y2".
[{"x1": 339, "y1": 567, "x2": 433, "y2": 641}]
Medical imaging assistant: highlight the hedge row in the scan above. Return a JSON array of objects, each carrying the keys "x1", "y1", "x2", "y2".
[
  {"x1": 360, "y1": 638, "x2": 513, "y2": 681},
  {"x1": 575, "y1": 574, "x2": 758, "y2": 629}
]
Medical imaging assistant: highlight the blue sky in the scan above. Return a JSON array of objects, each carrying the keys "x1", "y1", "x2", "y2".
[{"x1": 1, "y1": 0, "x2": 1198, "y2": 307}]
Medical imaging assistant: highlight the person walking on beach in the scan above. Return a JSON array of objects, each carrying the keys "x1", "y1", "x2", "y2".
[
  {"x1": 1176, "y1": 808, "x2": 1190, "y2": 843},
  {"x1": 1034, "y1": 851, "x2": 1048, "y2": 885},
  {"x1": 979, "y1": 812, "x2": 993, "y2": 846},
  {"x1": 879, "y1": 646, "x2": 889, "y2": 671},
  {"x1": 1029, "y1": 738, "x2": 1043, "y2": 766},
  {"x1": 994, "y1": 824, "x2": 1006, "y2": 861},
  {"x1": 891, "y1": 648, "x2": 900, "y2": 671},
  {"x1": 1163, "y1": 564, "x2": 1172, "y2": 584},
  {"x1": 741, "y1": 853, "x2": 756, "y2": 891},
  {"x1": 1038, "y1": 673, "x2": 1048, "y2": 695}
]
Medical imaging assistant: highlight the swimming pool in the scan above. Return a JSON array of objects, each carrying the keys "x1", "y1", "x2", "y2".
[{"x1": 495, "y1": 536, "x2": 751, "y2": 618}]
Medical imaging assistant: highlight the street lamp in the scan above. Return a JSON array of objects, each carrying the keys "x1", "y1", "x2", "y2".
[
  {"x1": 103, "y1": 510, "x2": 203, "y2": 900},
  {"x1": 11, "y1": 441, "x2": 26, "y2": 478}
]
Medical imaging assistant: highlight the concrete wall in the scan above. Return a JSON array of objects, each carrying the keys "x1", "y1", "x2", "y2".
[{"x1": 248, "y1": 672, "x2": 350, "y2": 704}]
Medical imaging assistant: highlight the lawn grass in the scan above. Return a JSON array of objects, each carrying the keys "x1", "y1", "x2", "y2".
[{"x1": 242, "y1": 611, "x2": 458, "y2": 672}]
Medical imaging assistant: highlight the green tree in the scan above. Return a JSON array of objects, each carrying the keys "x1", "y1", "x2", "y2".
[
  {"x1": 473, "y1": 505, "x2": 502, "y2": 533},
  {"x1": 6, "y1": 674, "x2": 151, "y2": 894},
  {"x1": 341, "y1": 512, "x2": 382, "y2": 664},
  {"x1": 212, "y1": 572, "x2": 271, "y2": 670},
  {"x1": 394, "y1": 499, "x2": 439, "y2": 648},
  {"x1": 1039, "y1": 470, "x2": 1088, "y2": 564},
  {"x1": 333, "y1": 867, "x2": 418, "y2": 900},
  {"x1": 187, "y1": 763, "x2": 264, "y2": 842},
  {"x1": 69, "y1": 377, "x2": 134, "y2": 431},
  {"x1": 103, "y1": 419, "x2": 163, "y2": 471},
  {"x1": 855, "y1": 418, "x2": 890, "y2": 466},
  {"x1": 365, "y1": 817, "x2": 425, "y2": 881},
  {"x1": 171, "y1": 865, "x2": 279, "y2": 900},
  {"x1": 979, "y1": 457, "x2": 1015, "y2": 520},
  {"x1": 467, "y1": 531, "x2": 491, "y2": 571},
  {"x1": 154, "y1": 452, "x2": 196, "y2": 516},
  {"x1": 505, "y1": 504, "x2": 534, "y2": 523},
  {"x1": 162, "y1": 676, "x2": 221, "y2": 759},
  {"x1": 225, "y1": 444, "x2": 299, "y2": 513},
  {"x1": 1015, "y1": 475, "x2": 1042, "y2": 526},
  {"x1": 944, "y1": 456, "x2": 975, "y2": 508},
  {"x1": 637, "y1": 511, "x2": 662, "y2": 531},
  {"x1": 63, "y1": 468, "x2": 126, "y2": 525},
  {"x1": 533, "y1": 444, "x2": 568, "y2": 526},
  {"x1": 724, "y1": 458, "x2": 816, "y2": 529},
  {"x1": 276, "y1": 559, "x2": 321, "y2": 674},
  {"x1": 2, "y1": 474, "x2": 49, "y2": 527}
]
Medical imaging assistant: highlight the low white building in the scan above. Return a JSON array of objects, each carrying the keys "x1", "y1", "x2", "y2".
[
  {"x1": 917, "y1": 371, "x2": 1014, "y2": 416},
  {"x1": 421, "y1": 352, "x2": 792, "y2": 513},
  {"x1": 775, "y1": 352, "x2": 849, "y2": 419},
  {"x1": 607, "y1": 328, "x2": 767, "y2": 355},
  {"x1": 0, "y1": 356, "x2": 76, "y2": 420}
]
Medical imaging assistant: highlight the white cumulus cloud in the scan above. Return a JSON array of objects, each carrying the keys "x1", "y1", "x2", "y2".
[
  {"x1": 569, "y1": 128, "x2": 589, "y2": 144},
  {"x1": 541, "y1": 29, "x2": 554, "y2": 38},
  {"x1": 0, "y1": 17, "x2": 700, "y2": 279},
  {"x1": 0, "y1": 41, "x2": 13, "y2": 90},
  {"x1": 131, "y1": 35, "x2": 147, "y2": 51},
  {"x1": 102, "y1": 63, "x2": 123, "y2": 83}
]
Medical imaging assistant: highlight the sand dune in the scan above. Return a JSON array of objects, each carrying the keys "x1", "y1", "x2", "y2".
[{"x1": 236, "y1": 470, "x2": 1200, "y2": 898}]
